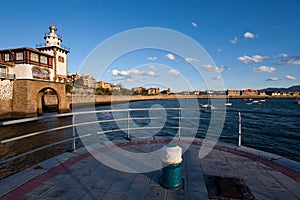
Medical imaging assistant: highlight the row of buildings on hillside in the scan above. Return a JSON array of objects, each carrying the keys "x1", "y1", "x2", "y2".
[
  {"x1": 65, "y1": 77, "x2": 169, "y2": 95},
  {"x1": 226, "y1": 89, "x2": 300, "y2": 97}
]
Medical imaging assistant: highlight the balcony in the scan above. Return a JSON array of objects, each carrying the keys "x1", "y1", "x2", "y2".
[
  {"x1": 0, "y1": 72, "x2": 16, "y2": 80},
  {"x1": 36, "y1": 43, "x2": 70, "y2": 52}
]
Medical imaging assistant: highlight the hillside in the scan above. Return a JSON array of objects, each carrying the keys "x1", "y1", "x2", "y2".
[{"x1": 261, "y1": 85, "x2": 300, "y2": 92}]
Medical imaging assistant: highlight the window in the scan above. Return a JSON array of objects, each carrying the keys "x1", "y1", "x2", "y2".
[
  {"x1": 58, "y1": 56, "x2": 64, "y2": 63},
  {"x1": 4, "y1": 54, "x2": 10, "y2": 61},
  {"x1": 42, "y1": 69, "x2": 49, "y2": 79},
  {"x1": 0, "y1": 66, "x2": 6, "y2": 76},
  {"x1": 32, "y1": 68, "x2": 40, "y2": 78},
  {"x1": 30, "y1": 53, "x2": 39, "y2": 62},
  {"x1": 16, "y1": 52, "x2": 23, "y2": 60},
  {"x1": 40, "y1": 56, "x2": 48, "y2": 64}
]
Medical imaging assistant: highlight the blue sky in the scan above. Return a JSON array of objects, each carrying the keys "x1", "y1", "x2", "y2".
[{"x1": 1, "y1": 0, "x2": 300, "y2": 91}]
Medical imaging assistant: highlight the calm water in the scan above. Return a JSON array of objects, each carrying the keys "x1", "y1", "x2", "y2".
[{"x1": 0, "y1": 98, "x2": 299, "y2": 179}]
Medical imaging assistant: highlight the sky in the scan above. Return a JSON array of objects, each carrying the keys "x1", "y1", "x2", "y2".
[{"x1": 1, "y1": 0, "x2": 300, "y2": 91}]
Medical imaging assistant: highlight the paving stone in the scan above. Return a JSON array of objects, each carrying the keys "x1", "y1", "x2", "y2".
[
  {"x1": 268, "y1": 189, "x2": 299, "y2": 200},
  {"x1": 100, "y1": 192, "x2": 124, "y2": 200},
  {"x1": 27, "y1": 182, "x2": 55, "y2": 196},
  {"x1": 79, "y1": 189, "x2": 105, "y2": 200},
  {"x1": 145, "y1": 185, "x2": 167, "y2": 199},
  {"x1": 167, "y1": 189, "x2": 186, "y2": 200},
  {"x1": 92, "y1": 179, "x2": 112, "y2": 192},
  {"x1": 188, "y1": 191, "x2": 209, "y2": 200},
  {"x1": 107, "y1": 180, "x2": 130, "y2": 194}
]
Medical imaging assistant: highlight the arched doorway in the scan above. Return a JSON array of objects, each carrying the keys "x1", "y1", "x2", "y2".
[{"x1": 37, "y1": 88, "x2": 59, "y2": 115}]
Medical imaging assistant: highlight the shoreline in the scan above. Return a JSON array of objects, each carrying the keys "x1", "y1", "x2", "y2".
[{"x1": 0, "y1": 94, "x2": 298, "y2": 121}]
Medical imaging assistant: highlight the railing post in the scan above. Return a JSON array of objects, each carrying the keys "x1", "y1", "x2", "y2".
[
  {"x1": 127, "y1": 109, "x2": 130, "y2": 139},
  {"x1": 238, "y1": 112, "x2": 242, "y2": 147},
  {"x1": 72, "y1": 114, "x2": 76, "y2": 151},
  {"x1": 178, "y1": 108, "x2": 181, "y2": 141}
]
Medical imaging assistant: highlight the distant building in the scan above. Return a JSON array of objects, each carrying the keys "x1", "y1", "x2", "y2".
[
  {"x1": 161, "y1": 88, "x2": 171, "y2": 95},
  {"x1": 148, "y1": 87, "x2": 160, "y2": 95},
  {"x1": 258, "y1": 91, "x2": 267, "y2": 96},
  {"x1": 111, "y1": 84, "x2": 121, "y2": 91},
  {"x1": 193, "y1": 91, "x2": 200, "y2": 95},
  {"x1": 81, "y1": 75, "x2": 96, "y2": 88},
  {"x1": 96, "y1": 81, "x2": 112, "y2": 90},
  {"x1": 241, "y1": 89, "x2": 258, "y2": 96},
  {"x1": 226, "y1": 90, "x2": 241, "y2": 97},
  {"x1": 0, "y1": 23, "x2": 70, "y2": 83},
  {"x1": 133, "y1": 87, "x2": 146, "y2": 94}
]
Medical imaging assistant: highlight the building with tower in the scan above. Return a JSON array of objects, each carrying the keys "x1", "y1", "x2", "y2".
[
  {"x1": 0, "y1": 24, "x2": 71, "y2": 119},
  {"x1": 0, "y1": 23, "x2": 70, "y2": 83}
]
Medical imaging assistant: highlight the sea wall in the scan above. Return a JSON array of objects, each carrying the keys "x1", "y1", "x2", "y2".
[{"x1": 0, "y1": 99, "x2": 13, "y2": 119}]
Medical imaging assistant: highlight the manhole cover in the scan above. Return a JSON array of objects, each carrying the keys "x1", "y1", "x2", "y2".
[{"x1": 204, "y1": 175, "x2": 255, "y2": 200}]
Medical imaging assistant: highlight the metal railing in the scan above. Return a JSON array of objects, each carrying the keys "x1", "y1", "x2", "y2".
[
  {"x1": 36, "y1": 43, "x2": 70, "y2": 52},
  {"x1": 0, "y1": 107, "x2": 229, "y2": 165}
]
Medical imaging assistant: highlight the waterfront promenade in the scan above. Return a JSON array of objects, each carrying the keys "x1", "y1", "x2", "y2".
[{"x1": 1, "y1": 137, "x2": 299, "y2": 200}]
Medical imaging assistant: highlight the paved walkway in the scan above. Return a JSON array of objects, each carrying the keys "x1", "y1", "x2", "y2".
[{"x1": 0, "y1": 137, "x2": 300, "y2": 200}]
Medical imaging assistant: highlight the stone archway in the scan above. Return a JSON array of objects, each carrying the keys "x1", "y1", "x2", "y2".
[
  {"x1": 37, "y1": 88, "x2": 59, "y2": 115},
  {"x1": 12, "y1": 80, "x2": 71, "y2": 119}
]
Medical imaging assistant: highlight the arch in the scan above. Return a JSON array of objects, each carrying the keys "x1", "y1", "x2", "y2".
[
  {"x1": 37, "y1": 87, "x2": 59, "y2": 115},
  {"x1": 12, "y1": 80, "x2": 71, "y2": 118}
]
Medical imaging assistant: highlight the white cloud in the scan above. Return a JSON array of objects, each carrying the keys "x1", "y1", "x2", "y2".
[
  {"x1": 266, "y1": 77, "x2": 279, "y2": 81},
  {"x1": 185, "y1": 57, "x2": 199, "y2": 63},
  {"x1": 192, "y1": 22, "x2": 198, "y2": 27},
  {"x1": 237, "y1": 55, "x2": 269, "y2": 64},
  {"x1": 147, "y1": 71, "x2": 156, "y2": 76},
  {"x1": 217, "y1": 48, "x2": 222, "y2": 52},
  {"x1": 203, "y1": 64, "x2": 229, "y2": 73},
  {"x1": 166, "y1": 53, "x2": 175, "y2": 60},
  {"x1": 212, "y1": 76, "x2": 221, "y2": 80},
  {"x1": 230, "y1": 37, "x2": 238, "y2": 44},
  {"x1": 147, "y1": 56, "x2": 157, "y2": 61},
  {"x1": 244, "y1": 31, "x2": 256, "y2": 39},
  {"x1": 253, "y1": 66, "x2": 276, "y2": 73},
  {"x1": 111, "y1": 69, "x2": 156, "y2": 77},
  {"x1": 149, "y1": 65, "x2": 156, "y2": 69},
  {"x1": 277, "y1": 53, "x2": 288, "y2": 58},
  {"x1": 168, "y1": 69, "x2": 180, "y2": 76},
  {"x1": 285, "y1": 75, "x2": 296, "y2": 80},
  {"x1": 276, "y1": 54, "x2": 300, "y2": 65}
]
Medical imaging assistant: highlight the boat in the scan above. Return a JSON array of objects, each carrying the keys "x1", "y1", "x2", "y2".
[
  {"x1": 294, "y1": 99, "x2": 300, "y2": 104},
  {"x1": 259, "y1": 99, "x2": 266, "y2": 103},
  {"x1": 225, "y1": 102, "x2": 232, "y2": 107},
  {"x1": 252, "y1": 100, "x2": 259, "y2": 104},
  {"x1": 199, "y1": 104, "x2": 217, "y2": 112}
]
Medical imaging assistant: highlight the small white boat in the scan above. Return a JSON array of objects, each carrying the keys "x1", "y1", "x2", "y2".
[
  {"x1": 259, "y1": 99, "x2": 266, "y2": 103},
  {"x1": 252, "y1": 100, "x2": 259, "y2": 104},
  {"x1": 199, "y1": 104, "x2": 217, "y2": 111},
  {"x1": 225, "y1": 102, "x2": 232, "y2": 106}
]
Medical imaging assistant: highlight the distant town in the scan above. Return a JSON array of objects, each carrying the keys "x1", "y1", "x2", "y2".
[{"x1": 66, "y1": 73, "x2": 300, "y2": 98}]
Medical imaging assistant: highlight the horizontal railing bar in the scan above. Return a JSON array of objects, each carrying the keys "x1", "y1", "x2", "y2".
[
  {"x1": 0, "y1": 107, "x2": 200, "y2": 126},
  {"x1": 0, "y1": 133, "x2": 91, "y2": 165}
]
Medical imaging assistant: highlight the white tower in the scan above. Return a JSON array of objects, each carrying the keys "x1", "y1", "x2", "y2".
[{"x1": 37, "y1": 23, "x2": 70, "y2": 82}]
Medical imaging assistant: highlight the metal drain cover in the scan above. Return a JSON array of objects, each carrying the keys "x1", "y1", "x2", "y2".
[{"x1": 204, "y1": 175, "x2": 255, "y2": 200}]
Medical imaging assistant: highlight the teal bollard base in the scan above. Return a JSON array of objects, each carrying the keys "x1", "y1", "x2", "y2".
[{"x1": 159, "y1": 162, "x2": 184, "y2": 191}]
